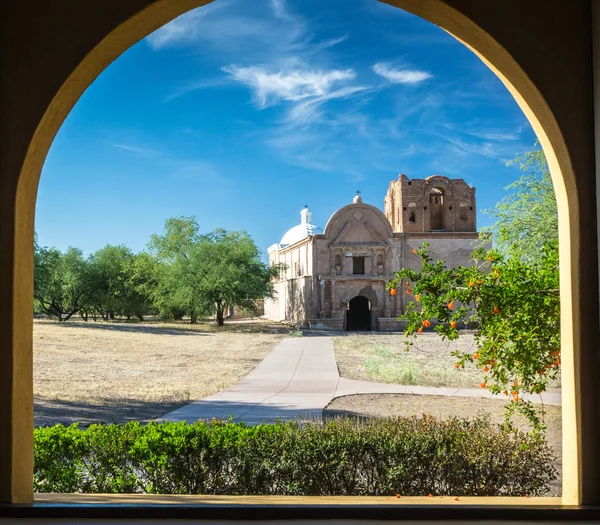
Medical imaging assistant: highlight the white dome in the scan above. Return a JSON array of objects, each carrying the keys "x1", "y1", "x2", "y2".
[{"x1": 280, "y1": 206, "x2": 323, "y2": 246}]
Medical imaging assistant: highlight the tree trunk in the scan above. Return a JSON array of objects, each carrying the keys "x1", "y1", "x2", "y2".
[
  {"x1": 190, "y1": 311, "x2": 197, "y2": 324},
  {"x1": 216, "y1": 304, "x2": 224, "y2": 327},
  {"x1": 109, "y1": 311, "x2": 115, "y2": 320}
]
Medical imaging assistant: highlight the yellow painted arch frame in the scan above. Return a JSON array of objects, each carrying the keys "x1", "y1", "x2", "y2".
[{"x1": 4, "y1": 0, "x2": 599, "y2": 506}]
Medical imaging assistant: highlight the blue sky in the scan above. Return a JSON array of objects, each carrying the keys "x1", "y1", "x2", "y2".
[{"x1": 36, "y1": 0, "x2": 537, "y2": 256}]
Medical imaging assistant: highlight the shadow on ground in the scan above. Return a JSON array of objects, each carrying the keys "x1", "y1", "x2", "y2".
[
  {"x1": 35, "y1": 319, "x2": 293, "y2": 336},
  {"x1": 34, "y1": 398, "x2": 319, "y2": 428},
  {"x1": 34, "y1": 397, "x2": 189, "y2": 427}
]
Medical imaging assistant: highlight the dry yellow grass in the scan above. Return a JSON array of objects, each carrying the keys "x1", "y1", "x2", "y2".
[
  {"x1": 333, "y1": 332, "x2": 561, "y2": 391},
  {"x1": 34, "y1": 319, "x2": 287, "y2": 425}
]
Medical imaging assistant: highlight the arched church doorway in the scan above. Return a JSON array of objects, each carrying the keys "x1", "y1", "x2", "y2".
[{"x1": 346, "y1": 296, "x2": 371, "y2": 331}]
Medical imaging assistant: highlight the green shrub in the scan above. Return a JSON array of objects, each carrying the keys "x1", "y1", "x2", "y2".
[{"x1": 33, "y1": 416, "x2": 556, "y2": 496}]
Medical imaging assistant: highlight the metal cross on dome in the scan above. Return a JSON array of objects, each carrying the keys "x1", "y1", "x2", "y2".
[{"x1": 356, "y1": 190, "x2": 361, "y2": 196}]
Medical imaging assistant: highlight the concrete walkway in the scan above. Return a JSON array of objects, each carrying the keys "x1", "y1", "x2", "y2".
[
  {"x1": 162, "y1": 337, "x2": 339, "y2": 425},
  {"x1": 161, "y1": 336, "x2": 561, "y2": 425}
]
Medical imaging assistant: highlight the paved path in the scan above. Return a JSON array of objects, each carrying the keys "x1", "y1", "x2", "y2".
[
  {"x1": 162, "y1": 337, "x2": 339, "y2": 425},
  {"x1": 161, "y1": 336, "x2": 561, "y2": 424}
]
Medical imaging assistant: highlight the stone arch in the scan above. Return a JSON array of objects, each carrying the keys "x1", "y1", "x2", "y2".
[
  {"x1": 429, "y1": 187, "x2": 445, "y2": 230},
  {"x1": 337, "y1": 285, "x2": 380, "y2": 313},
  {"x1": 345, "y1": 295, "x2": 372, "y2": 331},
  {"x1": 425, "y1": 181, "x2": 452, "y2": 197},
  {"x1": 0, "y1": 0, "x2": 597, "y2": 506}
]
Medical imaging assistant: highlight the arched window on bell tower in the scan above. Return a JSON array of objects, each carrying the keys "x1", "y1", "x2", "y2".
[{"x1": 429, "y1": 188, "x2": 444, "y2": 231}]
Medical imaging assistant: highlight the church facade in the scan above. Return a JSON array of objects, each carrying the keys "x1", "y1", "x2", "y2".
[{"x1": 264, "y1": 174, "x2": 481, "y2": 331}]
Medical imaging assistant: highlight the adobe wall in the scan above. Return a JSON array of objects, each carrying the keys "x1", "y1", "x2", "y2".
[{"x1": 384, "y1": 175, "x2": 476, "y2": 233}]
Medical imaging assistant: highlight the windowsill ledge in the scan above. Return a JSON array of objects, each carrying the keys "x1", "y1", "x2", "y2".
[{"x1": 4, "y1": 494, "x2": 599, "y2": 521}]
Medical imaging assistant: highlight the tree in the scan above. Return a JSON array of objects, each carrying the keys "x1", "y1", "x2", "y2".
[
  {"x1": 190, "y1": 228, "x2": 280, "y2": 326},
  {"x1": 34, "y1": 245, "x2": 90, "y2": 321},
  {"x1": 148, "y1": 217, "x2": 281, "y2": 325},
  {"x1": 483, "y1": 146, "x2": 557, "y2": 257},
  {"x1": 389, "y1": 146, "x2": 560, "y2": 431},
  {"x1": 86, "y1": 245, "x2": 152, "y2": 321},
  {"x1": 389, "y1": 241, "x2": 559, "y2": 431},
  {"x1": 148, "y1": 217, "x2": 210, "y2": 322}
]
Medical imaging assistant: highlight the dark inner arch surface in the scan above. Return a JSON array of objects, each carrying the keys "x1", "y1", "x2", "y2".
[{"x1": 346, "y1": 296, "x2": 371, "y2": 331}]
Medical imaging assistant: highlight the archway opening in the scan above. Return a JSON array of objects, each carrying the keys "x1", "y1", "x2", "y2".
[
  {"x1": 429, "y1": 187, "x2": 444, "y2": 231},
  {"x1": 346, "y1": 296, "x2": 371, "y2": 331},
  {"x1": 3, "y1": 0, "x2": 599, "y2": 508}
]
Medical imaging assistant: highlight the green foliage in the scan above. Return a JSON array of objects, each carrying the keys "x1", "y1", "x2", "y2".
[
  {"x1": 85, "y1": 245, "x2": 153, "y2": 321},
  {"x1": 388, "y1": 147, "x2": 560, "y2": 432},
  {"x1": 33, "y1": 217, "x2": 278, "y2": 326},
  {"x1": 484, "y1": 146, "x2": 557, "y2": 258},
  {"x1": 389, "y1": 241, "x2": 560, "y2": 431},
  {"x1": 34, "y1": 418, "x2": 555, "y2": 496},
  {"x1": 34, "y1": 245, "x2": 89, "y2": 321},
  {"x1": 149, "y1": 217, "x2": 281, "y2": 326}
]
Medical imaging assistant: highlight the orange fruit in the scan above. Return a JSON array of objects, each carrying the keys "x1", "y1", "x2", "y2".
[
  {"x1": 450, "y1": 321, "x2": 457, "y2": 329},
  {"x1": 493, "y1": 306, "x2": 499, "y2": 315},
  {"x1": 473, "y1": 353, "x2": 479, "y2": 360},
  {"x1": 480, "y1": 382, "x2": 487, "y2": 389},
  {"x1": 412, "y1": 249, "x2": 417, "y2": 254},
  {"x1": 390, "y1": 288, "x2": 397, "y2": 296},
  {"x1": 483, "y1": 365, "x2": 489, "y2": 372},
  {"x1": 422, "y1": 319, "x2": 431, "y2": 327},
  {"x1": 417, "y1": 327, "x2": 423, "y2": 334},
  {"x1": 447, "y1": 300, "x2": 455, "y2": 309}
]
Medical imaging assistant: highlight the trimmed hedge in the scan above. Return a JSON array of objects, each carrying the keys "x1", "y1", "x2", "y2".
[{"x1": 34, "y1": 417, "x2": 556, "y2": 496}]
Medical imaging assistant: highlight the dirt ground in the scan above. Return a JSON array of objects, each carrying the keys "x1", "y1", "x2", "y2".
[
  {"x1": 34, "y1": 319, "x2": 288, "y2": 426},
  {"x1": 325, "y1": 393, "x2": 562, "y2": 496},
  {"x1": 333, "y1": 332, "x2": 561, "y2": 391}
]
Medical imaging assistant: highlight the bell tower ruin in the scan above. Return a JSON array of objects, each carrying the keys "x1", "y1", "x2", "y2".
[{"x1": 384, "y1": 174, "x2": 476, "y2": 233}]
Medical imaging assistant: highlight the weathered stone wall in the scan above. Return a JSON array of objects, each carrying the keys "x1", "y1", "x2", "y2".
[
  {"x1": 384, "y1": 174, "x2": 476, "y2": 233},
  {"x1": 264, "y1": 276, "x2": 313, "y2": 325}
]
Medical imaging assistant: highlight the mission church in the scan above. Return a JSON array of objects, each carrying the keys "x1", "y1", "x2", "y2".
[{"x1": 264, "y1": 174, "x2": 480, "y2": 331}]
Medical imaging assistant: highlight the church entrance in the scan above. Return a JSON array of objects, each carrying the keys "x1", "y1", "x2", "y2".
[{"x1": 346, "y1": 296, "x2": 371, "y2": 331}]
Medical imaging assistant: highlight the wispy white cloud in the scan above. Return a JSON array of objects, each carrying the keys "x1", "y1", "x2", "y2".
[
  {"x1": 113, "y1": 143, "x2": 160, "y2": 157},
  {"x1": 445, "y1": 137, "x2": 509, "y2": 162},
  {"x1": 146, "y1": 2, "x2": 230, "y2": 50},
  {"x1": 222, "y1": 65, "x2": 356, "y2": 107},
  {"x1": 271, "y1": 0, "x2": 296, "y2": 23},
  {"x1": 171, "y1": 160, "x2": 228, "y2": 182},
  {"x1": 163, "y1": 78, "x2": 230, "y2": 102},
  {"x1": 285, "y1": 85, "x2": 369, "y2": 125},
  {"x1": 373, "y1": 62, "x2": 432, "y2": 84},
  {"x1": 112, "y1": 140, "x2": 226, "y2": 181}
]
